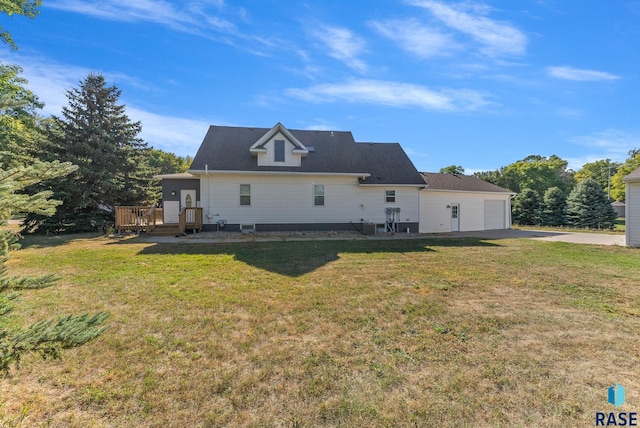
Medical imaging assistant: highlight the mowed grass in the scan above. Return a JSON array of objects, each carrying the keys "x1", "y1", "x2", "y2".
[{"x1": 1, "y1": 234, "x2": 639, "y2": 427}]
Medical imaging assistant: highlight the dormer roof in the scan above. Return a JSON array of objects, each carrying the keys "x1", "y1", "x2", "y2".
[{"x1": 249, "y1": 122, "x2": 309, "y2": 156}]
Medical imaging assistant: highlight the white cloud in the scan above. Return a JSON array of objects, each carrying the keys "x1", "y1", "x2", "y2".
[
  {"x1": 567, "y1": 129, "x2": 640, "y2": 169},
  {"x1": 409, "y1": 0, "x2": 527, "y2": 57},
  {"x1": 547, "y1": 66, "x2": 620, "y2": 82},
  {"x1": 46, "y1": 0, "x2": 232, "y2": 31},
  {"x1": 2, "y1": 53, "x2": 214, "y2": 156},
  {"x1": 127, "y1": 107, "x2": 211, "y2": 155},
  {"x1": 44, "y1": 0, "x2": 274, "y2": 53},
  {"x1": 286, "y1": 79, "x2": 491, "y2": 111},
  {"x1": 369, "y1": 18, "x2": 456, "y2": 58},
  {"x1": 310, "y1": 25, "x2": 367, "y2": 72}
]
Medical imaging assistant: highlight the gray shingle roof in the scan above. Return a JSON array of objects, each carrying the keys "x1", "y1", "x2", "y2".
[
  {"x1": 189, "y1": 125, "x2": 425, "y2": 185},
  {"x1": 357, "y1": 143, "x2": 426, "y2": 185},
  {"x1": 420, "y1": 172, "x2": 514, "y2": 193},
  {"x1": 623, "y1": 167, "x2": 640, "y2": 183}
]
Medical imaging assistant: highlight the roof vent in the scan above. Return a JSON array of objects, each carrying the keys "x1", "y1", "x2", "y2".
[
  {"x1": 307, "y1": 146, "x2": 315, "y2": 152},
  {"x1": 330, "y1": 130, "x2": 334, "y2": 137}
]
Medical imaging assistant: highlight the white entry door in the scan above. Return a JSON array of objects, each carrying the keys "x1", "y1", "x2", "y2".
[
  {"x1": 451, "y1": 204, "x2": 460, "y2": 231},
  {"x1": 181, "y1": 190, "x2": 196, "y2": 208}
]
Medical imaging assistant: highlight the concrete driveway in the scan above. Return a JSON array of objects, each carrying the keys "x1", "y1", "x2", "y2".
[{"x1": 446, "y1": 229, "x2": 626, "y2": 246}]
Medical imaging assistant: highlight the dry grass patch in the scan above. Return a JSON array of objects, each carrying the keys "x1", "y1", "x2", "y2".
[{"x1": 1, "y1": 235, "x2": 639, "y2": 426}]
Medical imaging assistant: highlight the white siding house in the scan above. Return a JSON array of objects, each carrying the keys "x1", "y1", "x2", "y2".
[
  {"x1": 158, "y1": 123, "x2": 516, "y2": 234},
  {"x1": 419, "y1": 173, "x2": 514, "y2": 233},
  {"x1": 184, "y1": 123, "x2": 425, "y2": 232},
  {"x1": 624, "y1": 167, "x2": 640, "y2": 247}
]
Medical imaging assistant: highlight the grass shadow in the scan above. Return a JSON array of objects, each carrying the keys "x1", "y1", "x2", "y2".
[{"x1": 122, "y1": 237, "x2": 500, "y2": 277}]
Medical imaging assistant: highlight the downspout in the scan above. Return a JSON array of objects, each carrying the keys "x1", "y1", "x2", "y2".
[{"x1": 205, "y1": 164, "x2": 212, "y2": 223}]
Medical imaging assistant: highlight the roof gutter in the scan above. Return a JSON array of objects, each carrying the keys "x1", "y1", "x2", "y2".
[{"x1": 188, "y1": 169, "x2": 371, "y2": 177}]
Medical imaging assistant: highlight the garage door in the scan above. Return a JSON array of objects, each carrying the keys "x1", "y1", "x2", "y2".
[{"x1": 484, "y1": 200, "x2": 505, "y2": 230}]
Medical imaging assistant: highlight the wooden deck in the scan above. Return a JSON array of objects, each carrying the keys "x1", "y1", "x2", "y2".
[{"x1": 115, "y1": 206, "x2": 202, "y2": 234}]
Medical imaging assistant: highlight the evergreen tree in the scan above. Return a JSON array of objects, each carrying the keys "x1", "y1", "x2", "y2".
[
  {"x1": 0, "y1": 159, "x2": 108, "y2": 374},
  {"x1": 540, "y1": 187, "x2": 566, "y2": 226},
  {"x1": 0, "y1": 0, "x2": 107, "y2": 376},
  {"x1": 566, "y1": 178, "x2": 617, "y2": 229},
  {"x1": 25, "y1": 74, "x2": 159, "y2": 233},
  {"x1": 574, "y1": 159, "x2": 619, "y2": 198},
  {"x1": 512, "y1": 188, "x2": 541, "y2": 225},
  {"x1": 1, "y1": 88, "x2": 108, "y2": 371}
]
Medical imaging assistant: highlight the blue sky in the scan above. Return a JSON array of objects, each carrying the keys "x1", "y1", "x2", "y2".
[{"x1": 2, "y1": 0, "x2": 640, "y2": 173}]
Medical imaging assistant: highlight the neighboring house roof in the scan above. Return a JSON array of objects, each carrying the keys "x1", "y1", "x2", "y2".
[
  {"x1": 611, "y1": 201, "x2": 625, "y2": 207},
  {"x1": 189, "y1": 124, "x2": 425, "y2": 185},
  {"x1": 420, "y1": 172, "x2": 515, "y2": 193},
  {"x1": 623, "y1": 167, "x2": 640, "y2": 183}
]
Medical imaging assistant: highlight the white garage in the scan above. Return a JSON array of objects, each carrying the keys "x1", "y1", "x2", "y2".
[
  {"x1": 419, "y1": 173, "x2": 515, "y2": 234},
  {"x1": 624, "y1": 167, "x2": 640, "y2": 247}
]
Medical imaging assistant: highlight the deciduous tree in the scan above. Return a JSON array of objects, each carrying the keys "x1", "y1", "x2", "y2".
[
  {"x1": 610, "y1": 150, "x2": 640, "y2": 201},
  {"x1": 0, "y1": 0, "x2": 40, "y2": 49},
  {"x1": 574, "y1": 159, "x2": 620, "y2": 199},
  {"x1": 439, "y1": 165, "x2": 465, "y2": 175}
]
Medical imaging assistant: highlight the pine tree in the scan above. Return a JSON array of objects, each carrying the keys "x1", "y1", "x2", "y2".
[
  {"x1": 540, "y1": 187, "x2": 566, "y2": 226},
  {"x1": 0, "y1": 160, "x2": 109, "y2": 374},
  {"x1": 512, "y1": 188, "x2": 541, "y2": 225},
  {"x1": 566, "y1": 179, "x2": 617, "y2": 229},
  {"x1": 25, "y1": 74, "x2": 159, "y2": 233},
  {"x1": 0, "y1": 2, "x2": 107, "y2": 375}
]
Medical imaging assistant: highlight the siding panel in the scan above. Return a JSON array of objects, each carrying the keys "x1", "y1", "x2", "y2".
[
  {"x1": 198, "y1": 173, "x2": 420, "y2": 227},
  {"x1": 627, "y1": 183, "x2": 640, "y2": 247}
]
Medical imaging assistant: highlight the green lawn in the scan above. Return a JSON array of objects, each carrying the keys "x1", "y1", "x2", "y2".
[{"x1": 1, "y1": 234, "x2": 639, "y2": 427}]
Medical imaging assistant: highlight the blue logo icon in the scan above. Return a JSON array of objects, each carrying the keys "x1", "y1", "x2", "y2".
[{"x1": 608, "y1": 383, "x2": 626, "y2": 407}]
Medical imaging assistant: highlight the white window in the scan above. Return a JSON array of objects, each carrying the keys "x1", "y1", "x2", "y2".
[
  {"x1": 274, "y1": 140, "x2": 285, "y2": 162},
  {"x1": 240, "y1": 184, "x2": 251, "y2": 206},
  {"x1": 314, "y1": 184, "x2": 324, "y2": 206},
  {"x1": 385, "y1": 190, "x2": 396, "y2": 203}
]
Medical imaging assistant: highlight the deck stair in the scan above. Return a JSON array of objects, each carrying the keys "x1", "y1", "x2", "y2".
[{"x1": 147, "y1": 224, "x2": 182, "y2": 236}]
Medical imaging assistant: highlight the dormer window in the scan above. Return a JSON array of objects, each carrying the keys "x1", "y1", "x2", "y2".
[{"x1": 274, "y1": 140, "x2": 285, "y2": 162}]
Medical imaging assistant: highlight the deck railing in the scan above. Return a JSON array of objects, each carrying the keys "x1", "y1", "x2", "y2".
[
  {"x1": 179, "y1": 207, "x2": 203, "y2": 233},
  {"x1": 116, "y1": 206, "x2": 200, "y2": 234},
  {"x1": 115, "y1": 206, "x2": 152, "y2": 233}
]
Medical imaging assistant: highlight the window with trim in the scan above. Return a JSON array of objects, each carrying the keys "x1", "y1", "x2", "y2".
[
  {"x1": 240, "y1": 184, "x2": 251, "y2": 206},
  {"x1": 274, "y1": 140, "x2": 285, "y2": 162},
  {"x1": 314, "y1": 184, "x2": 325, "y2": 206},
  {"x1": 385, "y1": 190, "x2": 396, "y2": 203}
]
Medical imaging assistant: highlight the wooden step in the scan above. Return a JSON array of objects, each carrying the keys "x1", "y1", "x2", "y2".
[{"x1": 147, "y1": 224, "x2": 182, "y2": 236}]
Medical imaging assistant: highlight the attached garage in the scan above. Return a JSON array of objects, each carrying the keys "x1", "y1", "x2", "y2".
[
  {"x1": 624, "y1": 167, "x2": 640, "y2": 247},
  {"x1": 419, "y1": 173, "x2": 514, "y2": 234},
  {"x1": 484, "y1": 200, "x2": 506, "y2": 230}
]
